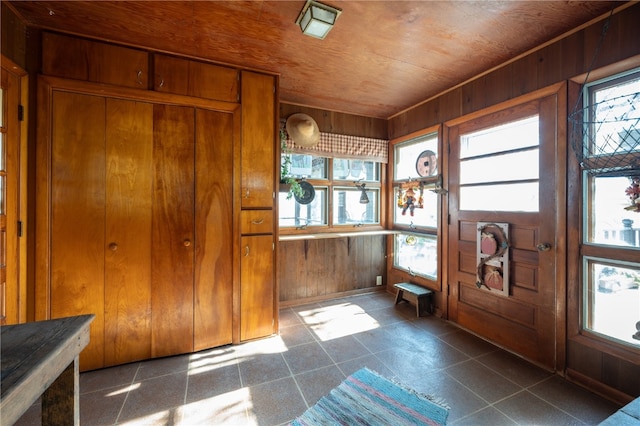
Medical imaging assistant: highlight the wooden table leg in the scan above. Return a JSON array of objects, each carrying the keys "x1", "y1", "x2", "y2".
[
  {"x1": 42, "y1": 357, "x2": 79, "y2": 426},
  {"x1": 394, "y1": 289, "x2": 404, "y2": 305}
]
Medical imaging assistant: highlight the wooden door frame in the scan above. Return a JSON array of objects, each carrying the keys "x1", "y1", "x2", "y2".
[
  {"x1": 1, "y1": 55, "x2": 28, "y2": 325},
  {"x1": 442, "y1": 82, "x2": 567, "y2": 371}
]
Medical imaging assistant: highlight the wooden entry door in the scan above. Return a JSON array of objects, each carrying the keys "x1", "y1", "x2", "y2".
[{"x1": 446, "y1": 86, "x2": 566, "y2": 370}]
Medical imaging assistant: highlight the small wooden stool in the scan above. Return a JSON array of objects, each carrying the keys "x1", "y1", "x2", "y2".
[{"x1": 394, "y1": 283, "x2": 433, "y2": 317}]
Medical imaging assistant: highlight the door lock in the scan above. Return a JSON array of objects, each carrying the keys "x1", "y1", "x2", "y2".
[{"x1": 536, "y1": 243, "x2": 551, "y2": 252}]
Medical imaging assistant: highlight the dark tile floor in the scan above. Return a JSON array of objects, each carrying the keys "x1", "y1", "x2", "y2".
[{"x1": 15, "y1": 291, "x2": 621, "y2": 425}]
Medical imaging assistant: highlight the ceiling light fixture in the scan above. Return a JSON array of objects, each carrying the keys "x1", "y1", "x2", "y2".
[{"x1": 295, "y1": 0, "x2": 342, "y2": 40}]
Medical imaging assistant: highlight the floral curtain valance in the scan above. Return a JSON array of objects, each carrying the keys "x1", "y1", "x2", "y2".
[{"x1": 284, "y1": 132, "x2": 389, "y2": 163}]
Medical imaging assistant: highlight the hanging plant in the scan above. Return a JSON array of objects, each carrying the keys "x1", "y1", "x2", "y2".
[
  {"x1": 280, "y1": 129, "x2": 306, "y2": 200},
  {"x1": 624, "y1": 176, "x2": 640, "y2": 212}
]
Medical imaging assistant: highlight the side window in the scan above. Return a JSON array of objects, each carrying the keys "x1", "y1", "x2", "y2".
[
  {"x1": 279, "y1": 156, "x2": 382, "y2": 230},
  {"x1": 579, "y1": 67, "x2": 640, "y2": 348},
  {"x1": 391, "y1": 132, "x2": 440, "y2": 280}
]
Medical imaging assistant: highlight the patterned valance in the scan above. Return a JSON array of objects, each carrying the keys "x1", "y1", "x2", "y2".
[{"x1": 284, "y1": 132, "x2": 388, "y2": 163}]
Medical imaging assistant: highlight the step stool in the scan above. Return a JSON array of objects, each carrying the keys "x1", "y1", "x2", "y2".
[{"x1": 393, "y1": 282, "x2": 433, "y2": 317}]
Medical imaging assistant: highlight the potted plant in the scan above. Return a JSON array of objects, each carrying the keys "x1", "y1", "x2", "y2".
[{"x1": 280, "y1": 130, "x2": 306, "y2": 200}]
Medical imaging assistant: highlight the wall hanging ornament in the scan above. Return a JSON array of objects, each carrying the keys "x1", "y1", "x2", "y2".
[
  {"x1": 476, "y1": 222, "x2": 510, "y2": 296},
  {"x1": 397, "y1": 182, "x2": 424, "y2": 216}
]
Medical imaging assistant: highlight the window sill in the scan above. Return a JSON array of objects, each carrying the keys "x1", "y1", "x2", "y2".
[{"x1": 279, "y1": 230, "x2": 397, "y2": 241}]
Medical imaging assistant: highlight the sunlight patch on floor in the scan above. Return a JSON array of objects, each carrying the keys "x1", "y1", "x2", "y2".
[
  {"x1": 118, "y1": 408, "x2": 179, "y2": 426},
  {"x1": 298, "y1": 303, "x2": 380, "y2": 341},
  {"x1": 187, "y1": 347, "x2": 237, "y2": 376},
  {"x1": 106, "y1": 382, "x2": 141, "y2": 397},
  {"x1": 177, "y1": 388, "x2": 250, "y2": 425}
]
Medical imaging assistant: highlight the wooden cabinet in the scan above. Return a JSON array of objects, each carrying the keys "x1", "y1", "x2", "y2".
[
  {"x1": 154, "y1": 54, "x2": 239, "y2": 103},
  {"x1": 39, "y1": 82, "x2": 235, "y2": 370},
  {"x1": 42, "y1": 32, "x2": 148, "y2": 88},
  {"x1": 241, "y1": 71, "x2": 276, "y2": 208},
  {"x1": 239, "y1": 71, "x2": 278, "y2": 341},
  {"x1": 240, "y1": 235, "x2": 275, "y2": 341},
  {"x1": 37, "y1": 33, "x2": 279, "y2": 367}
]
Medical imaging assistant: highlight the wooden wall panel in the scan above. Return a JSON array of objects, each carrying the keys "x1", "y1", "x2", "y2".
[
  {"x1": 279, "y1": 235, "x2": 386, "y2": 305},
  {"x1": 280, "y1": 104, "x2": 387, "y2": 139},
  {"x1": 388, "y1": 5, "x2": 640, "y2": 140},
  {"x1": 1, "y1": 3, "x2": 27, "y2": 69}
]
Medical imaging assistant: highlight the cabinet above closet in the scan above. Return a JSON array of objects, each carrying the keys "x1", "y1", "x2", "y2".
[
  {"x1": 153, "y1": 54, "x2": 239, "y2": 103},
  {"x1": 42, "y1": 32, "x2": 149, "y2": 88}
]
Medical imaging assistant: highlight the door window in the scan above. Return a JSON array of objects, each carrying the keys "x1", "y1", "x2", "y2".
[{"x1": 459, "y1": 115, "x2": 539, "y2": 212}]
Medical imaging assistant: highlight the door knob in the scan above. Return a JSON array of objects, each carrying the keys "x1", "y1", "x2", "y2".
[
  {"x1": 108, "y1": 242, "x2": 118, "y2": 251},
  {"x1": 183, "y1": 240, "x2": 192, "y2": 247},
  {"x1": 536, "y1": 243, "x2": 551, "y2": 252}
]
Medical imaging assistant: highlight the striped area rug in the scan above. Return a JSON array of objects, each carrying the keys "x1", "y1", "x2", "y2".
[{"x1": 290, "y1": 368, "x2": 449, "y2": 425}]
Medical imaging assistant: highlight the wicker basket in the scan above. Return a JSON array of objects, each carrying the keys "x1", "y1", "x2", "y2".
[{"x1": 569, "y1": 92, "x2": 640, "y2": 177}]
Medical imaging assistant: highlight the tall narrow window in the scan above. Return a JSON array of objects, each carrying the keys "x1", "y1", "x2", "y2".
[
  {"x1": 392, "y1": 132, "x2": 439, "y2": 280},
  {"x1": 581, "y1": 67, "x2": 640, "y2": 349}
]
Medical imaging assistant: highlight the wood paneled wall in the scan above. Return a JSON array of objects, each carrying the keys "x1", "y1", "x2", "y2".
[
  {"x1": 388, "y1": 4, "x2": 640, "y2": 139},
  {"x1": 280, "y1": 103, "x2": 387, "y2": 139},
  {"x1": 1, "y1": 2, "x2": 27, "y2": 69},
  {"x1": 279, "y1": 235, "x2": 386, "y2": 306},
  {"x1": 387, "y1": 3, "x2": 640, "y2": 404}
]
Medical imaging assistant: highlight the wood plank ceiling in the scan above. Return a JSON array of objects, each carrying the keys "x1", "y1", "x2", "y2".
[{"x1": 7, "y1": 0, "x2": 626, "y2": 119}]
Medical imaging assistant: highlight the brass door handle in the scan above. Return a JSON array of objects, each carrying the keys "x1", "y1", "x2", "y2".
[
  {"x1": 251, "y1": 218, "x2": 264, "y2": 225},
  {"x1": 536, "y1": 243, "x2": 551, "y2": 252},
  {"x1": 183, "y1": 240, "x2": 192, "y2": 247},
  {"x1": 108, "y1": 242, "x2": 118, "y2": 251}
]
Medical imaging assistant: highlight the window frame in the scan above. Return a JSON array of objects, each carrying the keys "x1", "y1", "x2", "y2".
[
  {"x1": 278, "y1": 156, "x2": 385, "y2": 234},
  {"x1": 577, "y1": 67, "x2": 640, "y2": 351},
  {"x1": 388, "y1": 127, "x2": 442, "y2": 285}
]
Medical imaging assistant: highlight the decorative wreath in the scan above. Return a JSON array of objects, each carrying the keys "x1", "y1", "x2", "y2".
[{"x1": 476, "y1": 223, "x2": 510, "y2": 291}]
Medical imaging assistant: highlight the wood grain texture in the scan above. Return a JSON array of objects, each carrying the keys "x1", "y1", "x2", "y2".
[
  {"x1": 8, "y1": 0, "x2": 625, "y2": 118},
  {"x1": 151, "y1": 104, "x2": 195, "y2": 357},
  {"x1": 154, "y1": 54, "x2": 239, "y2": 103},
  {"x1": 278, "y1": 235, "x2": 386, "y2": 304},
  {"x1": 50, "y1": 91, "x2": 105, "y2": 371},
  {"x1": 240, "y1": 234, "x2": 274, "y2": 341},
  {"x1": 104, "y1": 98, "x2": 153, "y2": 366},
  {"x1": 194, "y1": 108, "x2": 234, "y2": 351},
  {"x1": 446, "y1": 93, "x2": 561, "y2": 370},
  {"x1": 42, "y1": 32, "x2": 148, "y2": 89},
  {"x1": 241, "y1": 71, "x2": 275, "y2": 208}
]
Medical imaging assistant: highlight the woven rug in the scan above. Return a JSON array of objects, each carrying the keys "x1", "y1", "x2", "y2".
[{"x1": 290, "y1": 367, "x2": 449, "y2": 425}]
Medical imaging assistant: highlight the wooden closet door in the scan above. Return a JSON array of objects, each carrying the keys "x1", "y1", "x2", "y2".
[
  {"x1": 51, "y1": 91, "x2": 106, "y2": 370},
  {"x1": 104, "y1": 98, "x2": 153, "y2": 366},
  {"x1": 151, "y1": 104, "x2": 195, "y2": 357},
  {"x1": 194, "y1": 108, "x2": 234, "y2": 350}
]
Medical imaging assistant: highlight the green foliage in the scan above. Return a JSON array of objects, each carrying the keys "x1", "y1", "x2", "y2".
[{"x1": 280, "y1": 130, "x2": 306, "y2": 200}]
